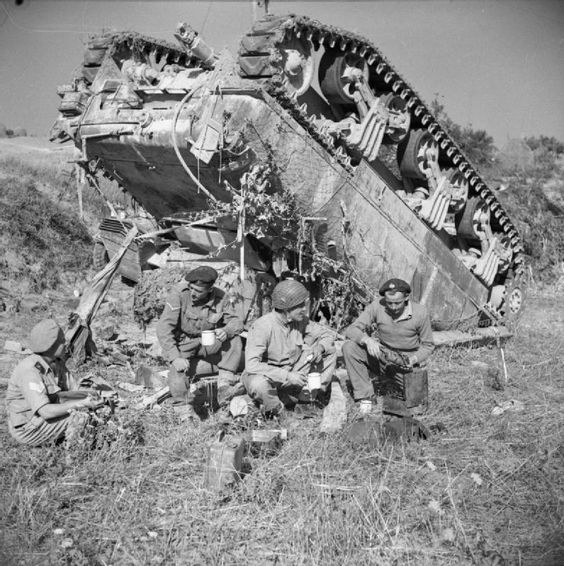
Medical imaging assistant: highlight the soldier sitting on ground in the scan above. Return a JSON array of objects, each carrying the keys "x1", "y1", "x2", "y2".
[
  {"x1": 342, "y1": 278, "x2": 434, "y2": 422},
  {"x1": 242, "y1": 279, "x2": 337, "y2": 420},
  {"x1": 157, "y1": 266, "x2": 244, "y2": 420},
  {"x1": 6, "y1": 319, "x2": 103, "y2": 447}
]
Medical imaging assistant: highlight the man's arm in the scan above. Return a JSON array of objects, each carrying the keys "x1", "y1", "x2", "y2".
[
  {"x1": 343, "y1": 301, "x2": 378, "y2": 344},
  {"x1": 156, "y1": 288, "x2": 183, "y2": 362},
  {"x1": 218, "y1": 293, "x2": 244, "y2": 339},
  {"x1": 38, "y1": 396, "x2": 102, "y2": 419},
  {"x1": 304, "y1": 320, "x2": 337, "y2": 355},
  {"x1": 21, "y1": 368, "x2": 101, "y2": 420},
  {"x1": 245, "y1": 320, "x2": 291, "y2": 385},
  {"x1": 412, "y1": 307, "x2": 434, "y2": 364}
]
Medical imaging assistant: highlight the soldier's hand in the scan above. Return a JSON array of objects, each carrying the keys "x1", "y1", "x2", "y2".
[
  {"x1": 287, "y1": 371, "x2": 307, "y2": 388},
  {"x1": 214, "y1": 328, "x2": 227, "y2": 342},
  {"x1": 80, "y1": 394, "x2": 104, "y2": 410},
  {"x1": 406, "y1": 354, "x2": 418, "y2": 368},
  {"x1": 362, "y1": 337, "x2": 381, "y2": 359},
  {"x1": 172, "y1": 357, "x2": 189, "y2": 372},
  {"x1": 310, "y1": 344, "x2": 325, "y2": 364}
]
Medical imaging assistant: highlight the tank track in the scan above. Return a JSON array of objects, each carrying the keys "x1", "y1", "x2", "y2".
[{"x1": 237, "y1": 14, "x2": 525, "y2": 279}]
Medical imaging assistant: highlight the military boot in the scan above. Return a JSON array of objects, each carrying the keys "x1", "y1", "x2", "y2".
[{"x1": 356, "y1": 396, "x2": 384, "y2": 424}]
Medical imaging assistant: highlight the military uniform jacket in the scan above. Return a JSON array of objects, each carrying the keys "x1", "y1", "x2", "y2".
[
  {"x1": 344, "y1": 299, "x2": 434, "y2": 365},
  {"x1": 6, "y1": 354, "x2": 68, "y2": 428},
  {"x1": 245, "y1": 311, "x2": 337, "y2": 385},
  {"x1": 157, "y1": 283, "x2": 244, "y2": 362}
]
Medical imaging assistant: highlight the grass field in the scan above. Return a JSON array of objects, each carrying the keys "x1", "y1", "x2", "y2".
[
  {"x1": 0, "y1": 138, "x2": 562, "y2": 565},
  {"x1": 1, "y1": 288, "x2": 562, "y2": 566}
]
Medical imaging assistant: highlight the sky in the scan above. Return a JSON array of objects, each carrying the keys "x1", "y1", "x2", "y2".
[{"x1": 0, "y1": 0, "x2": 563, "y2": 147}]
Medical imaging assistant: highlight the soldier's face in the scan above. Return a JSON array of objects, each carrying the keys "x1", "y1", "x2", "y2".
[
  {"x1": 189, "y1": 282, "x2": 213, "y2": 302},
  {"x1": 384, "y1": 291, "x2": 408, "y2": 318},
  {"x1": 287, "y1": 300, "x2": 308, "y2": 322},
  {"x1": 52, "y1": 340, "x2": 69, "y2": 361}
]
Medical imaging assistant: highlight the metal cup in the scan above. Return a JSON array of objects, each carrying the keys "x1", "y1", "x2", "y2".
[
  {"x1": 307, "y1": 372, "x2": 321, "y2": 391},
  {"x1": 201, "y1": 330, "x2": 216, "y2": 346}
]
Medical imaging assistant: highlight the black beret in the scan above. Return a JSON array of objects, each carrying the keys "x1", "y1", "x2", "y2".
[
  {"x1": 379, "y1": 278, "x2": 411, "y2": 296},
  {"x1": 184, "y1": 266, "x2": 218, "y2": 284}
]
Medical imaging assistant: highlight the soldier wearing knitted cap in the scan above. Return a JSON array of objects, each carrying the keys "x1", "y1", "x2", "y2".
[
  {"x1": 6, "y1": 319, "x2": 103, "y2": 446},
  {"x1": 342, "y1": 277, "x2": 434, "y2": 421},
  {"x1": 242, "y1": 279, "x2": 337, "y2": 418},
  {"x1": 157, "y1": 265, "x2": 245, "y2": 419}
]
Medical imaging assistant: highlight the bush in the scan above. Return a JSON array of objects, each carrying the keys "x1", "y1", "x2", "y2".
[{"x1": 0, "y1": 175, "x2": 92, "y2": 291}]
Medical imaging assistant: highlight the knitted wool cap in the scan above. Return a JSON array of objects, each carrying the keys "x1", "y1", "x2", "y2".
[
  {"x1": 271, "y1": 279, "x2": 309, "y2": 310},
  {"x1": 28, "y1": 319, "x2": 65, "y2": 354},
  {"x1": 184, "y1": 265, "x2": 218, "y2": 284},
  {"x1": 379, "y1": 278, "x2": 411, "y2": 296}
]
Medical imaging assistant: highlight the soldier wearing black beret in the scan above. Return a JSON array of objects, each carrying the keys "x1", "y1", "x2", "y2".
[
  {"x1": 157, "y1": 266, "x2": 245, "y2": 420},
  {"x1": 342, "y1": 277, "x2": 434, "y2": 421},
  {"x1": 378, "y1": 278, "x2": 412, "y2": 296}
]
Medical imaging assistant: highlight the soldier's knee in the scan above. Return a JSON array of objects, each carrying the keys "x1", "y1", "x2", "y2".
[
  {"x1": 167, "y1": 366, "x2": 188, "y2": 397},
  {"x1": 242, "y1": 373, "x2": 269, "y2": 398},
  {"x1": 342, "y1": 340, "x2": 360, "y2": 359}
]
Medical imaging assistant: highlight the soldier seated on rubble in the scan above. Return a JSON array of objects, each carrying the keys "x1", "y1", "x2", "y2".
[
  {"x1": 157, "y1": 266, "x2": 244, "y2": 420},
  {"x1": 342, "y1": 278, "x2": 434, "y2": 422},
  {"x1": 242, "y1": 279, "x2": 337, "y2": 420},
  {"x1": 6, "y1": 319, "x2": 104, "y2": 447}
]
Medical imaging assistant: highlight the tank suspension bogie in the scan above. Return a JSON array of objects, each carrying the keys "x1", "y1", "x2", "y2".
[
  {"x1": 496, "y1": 235, "x2": 513, "y2": 274},
  {"x1": 397, "y1": 129, "x2": 440, "y2": 181},
  {"x1": 319, "y1": 50, "x2": 369, "y2": 105},
  {"x1": 418, "y1": 175, "x2": 451, "y2": 231},
  {"x1": 445, "y1": 169, "x2": 469, "y2": 214},
  {"x1": 473, "y1": 237, "x2": 501, "y2": 287},
  {"x1": 456, "y1": 197, "x2": 492, "y2": 242},
  {"x1": 380, "y1": 93, "x2": 411, "y2": 144}
]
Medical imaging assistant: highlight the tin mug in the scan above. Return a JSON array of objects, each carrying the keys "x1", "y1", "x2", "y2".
[{"x1": 201, "y1": 330, "x2": 216, "y2": 347}]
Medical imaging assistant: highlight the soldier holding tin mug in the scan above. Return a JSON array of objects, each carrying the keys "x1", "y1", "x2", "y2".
[
  {"x1": 242, "y1": 279, "x2": 337, "y2": 419},
  {"x1": 157, "y1": 266, "x2": 244, "y2": 419}
]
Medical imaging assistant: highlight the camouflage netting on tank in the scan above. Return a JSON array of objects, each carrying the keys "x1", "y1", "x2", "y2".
[{"x1": 132, "y1": 263, "x2": 276, "y2": 328}]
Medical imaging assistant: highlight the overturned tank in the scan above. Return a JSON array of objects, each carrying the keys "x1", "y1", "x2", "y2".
[{"x1": 51, "y1": 13, "x2": 525, "y2": 332}]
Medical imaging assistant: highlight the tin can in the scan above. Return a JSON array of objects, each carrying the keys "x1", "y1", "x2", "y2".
[{"x1": 204, "y1": 431, "x2": 245, "y2": 490}]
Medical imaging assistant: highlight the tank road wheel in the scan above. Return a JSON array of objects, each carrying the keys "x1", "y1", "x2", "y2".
[
  {"x1": 319, "y1": 51, "x2": 369, "y2": 105},
  {"x1": 496, "y1": 235, "x2": 513, "y2": 274},
  {"x1": 381, "y1": 93, "x2": 411, "y2": 144},
  {"x1": 456, "y1": 196, "x2": 490, "y2": 241},
  {"x1": 279, "y1": 37, "x2": 315, "y2": 97},
  {"x1": 493, "y1": 275, "x2": 526, "y2": 324},
  {"x1": 504, "y1": 278, "x2": 525, "y2": 322},
  {"x1": 445, "y1": 169, "x2": 469, "y2": 214},
  {"x1": 397, "y1": 129, "x2": 439, "y2": 180},
  {"x1": 92, "y1": 241, "x2": 109, "y2": 271}
]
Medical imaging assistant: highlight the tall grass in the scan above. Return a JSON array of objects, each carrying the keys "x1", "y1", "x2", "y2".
[
  {"x1": 0, "y1": 154, "x2": 127, "y2": 231},
  {"x1": 0, "y1": 153, "x2": 128, "y2": 292},
  {"x1": 0, "y1": 291, "x2": 562, "y2": 565}
]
